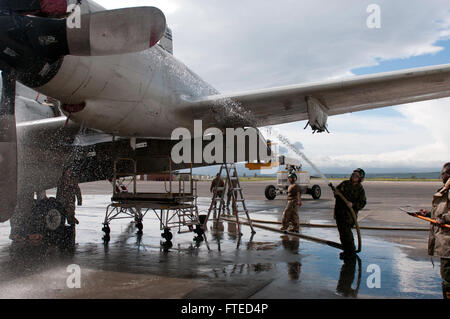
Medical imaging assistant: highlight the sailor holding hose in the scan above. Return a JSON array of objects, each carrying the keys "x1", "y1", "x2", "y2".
[{"x1": 333, "y1": 169, "x2": 367, "y2": 260}]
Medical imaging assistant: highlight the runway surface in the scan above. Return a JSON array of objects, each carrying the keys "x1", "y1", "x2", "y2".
[{"x1": 0, "y1": 179, "x2": 444, "y2": 299}]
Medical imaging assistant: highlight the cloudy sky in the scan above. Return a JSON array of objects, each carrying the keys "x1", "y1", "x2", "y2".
[{"x1": 96, "y1": 0, "x2": 450, "y2": 173}]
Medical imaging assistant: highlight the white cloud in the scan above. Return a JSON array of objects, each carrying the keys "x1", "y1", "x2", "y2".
[
  {"x1": 93, "y1": 0, "x2": 450, "y2": 91},
  {"x1": 96, "y1": 0, "x2": 180, "y2": 14},
  {"x1": 92, "y1": 0, "x2": 450, "y2": 171}
]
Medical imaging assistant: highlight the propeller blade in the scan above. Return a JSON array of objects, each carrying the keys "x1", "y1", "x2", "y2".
[
  {"x1": 0, "y1": 6, "x2": 166, "y2": 70},
  {"x1": 0, "y1": 71, "x2": 17, "y2": 222},
  {"x1": 67, "y1": 6, "x2": 167, "y2": 56}
]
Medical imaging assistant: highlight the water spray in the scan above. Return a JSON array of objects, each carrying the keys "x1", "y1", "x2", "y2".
[
  {"x1": 216, "y1": 98, "x2": 362, "y2": 252},
  {"x1": 262, "y1": 127, "x2": 362, "y2": 253}
]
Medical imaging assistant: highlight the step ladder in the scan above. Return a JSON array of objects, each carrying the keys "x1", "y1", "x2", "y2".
[{"x1": 204, "y1": 163, "x2": 255, "y2": 235}]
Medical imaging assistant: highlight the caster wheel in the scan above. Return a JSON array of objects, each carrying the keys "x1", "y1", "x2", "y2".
[
  {"x1": 102, "y1": 224, "x2": 111, "y2": 235},
  {"x1": 161, "y1": 229, "x2": 173, "y2": 241}
]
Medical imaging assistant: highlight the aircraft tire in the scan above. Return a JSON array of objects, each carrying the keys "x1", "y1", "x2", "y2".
[
  {"x1": 29, "y1": 197, "x2": 67, "y2": 246},
  {"x1": 265, "y1": 185, "x2": 277, "y2": 200},
  {"x1": 311, "y1": 185, "x2": 321, "y2": 200}
]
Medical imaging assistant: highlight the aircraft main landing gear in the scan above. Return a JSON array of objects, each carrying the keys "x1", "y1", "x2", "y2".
[
  {"x1": 32, "y1": 197, "x2": 76, "y2": 250},
  {"x1": 10, "y1": 196, "x2": 76, "y2": 251}
]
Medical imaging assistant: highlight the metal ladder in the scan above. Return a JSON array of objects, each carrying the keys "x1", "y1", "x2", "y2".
[{"x1": 204, "y1": 163, "x2": 255, "y2": 235}]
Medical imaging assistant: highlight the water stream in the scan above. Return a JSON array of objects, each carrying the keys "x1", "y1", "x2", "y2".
[{"x1": 261, "y1": 127, "x2": 332, "y2": 186}]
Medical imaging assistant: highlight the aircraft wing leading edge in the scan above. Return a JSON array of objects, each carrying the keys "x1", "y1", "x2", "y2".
[{"x1": 182, "y1": 63, "x2": 450, "y2": 129}]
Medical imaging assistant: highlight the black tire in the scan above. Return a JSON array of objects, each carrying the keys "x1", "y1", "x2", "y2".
[
  {"x1": 136, "y1": 222, "x2": 143, "y2": 233},
  {"x1": 162, "y1": 229, "x2": 173, "y2": 241},
  {"x1": 311, "y1": 185, "x2": 321, "y2": 200},
  {"x1": 30, "y1": 198, "x2": 65, "y2": 234},
  {"x1": 265, "y1": 185, "x2": 277, "y2": 200},
  {"x1": 29, "y1": 197, "x2": 67, "y2": 246}
]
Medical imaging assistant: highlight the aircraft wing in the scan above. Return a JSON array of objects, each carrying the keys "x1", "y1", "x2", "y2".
[{"x1": 182, "y1": 63, "x2": 450, "y2": 131}]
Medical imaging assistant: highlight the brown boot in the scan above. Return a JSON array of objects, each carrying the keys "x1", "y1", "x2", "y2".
[
  {"x1": 443, "y1": 282, "x2": 450, "y2": 300},
  {"x1": 28, "y1": 234, "x2": 43, "y2": 246}
]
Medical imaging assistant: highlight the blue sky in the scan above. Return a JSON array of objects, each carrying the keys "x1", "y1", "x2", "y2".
[
  {"x1": 353, "y1": 39, "x2": 450, "y2": 75},
  {"x1": 352, "y1": 38, "x2": 450, "y2": 119}
]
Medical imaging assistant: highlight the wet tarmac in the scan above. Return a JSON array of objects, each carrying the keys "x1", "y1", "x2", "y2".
[{"x1": 0, "y1": 180, "x2": 444, "y2": 299}]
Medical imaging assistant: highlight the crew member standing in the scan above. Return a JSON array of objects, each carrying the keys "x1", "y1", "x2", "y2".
[
  {"x1": 334, "y1": 169, "x2": 367, "y2": 260},
  {"x1": 418, "y1": 162, "x2": 450, "y2": 299},
  {"x1": 56, "y1": 167, "x2": 82, "y2": 225},
  {"x1": 210, "y1": 173, "x2": 225, "y2": 195},
  {"x1": 280, "y1": 173, "x2": 302, "y2": 232},
  {"x1": 210, "y1": 173, "x2": 225, "y2": 211}
]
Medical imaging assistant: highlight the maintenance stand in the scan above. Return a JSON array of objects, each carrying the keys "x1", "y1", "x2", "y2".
[{"x1": 102, "y1": 156, "x2": 204, "y2": 243}]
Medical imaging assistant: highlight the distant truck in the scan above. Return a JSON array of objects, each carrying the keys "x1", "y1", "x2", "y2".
[
  {"x1": 262, "y1": 156, "x2": 321, "y2": 200},
  {"x1": 265, "y1": 170, "x2": 321, "y2": 200}
]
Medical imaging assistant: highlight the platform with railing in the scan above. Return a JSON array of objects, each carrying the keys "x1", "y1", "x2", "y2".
[{"x1": 102, "y1": 156, "x2": 203, "y2": 242}]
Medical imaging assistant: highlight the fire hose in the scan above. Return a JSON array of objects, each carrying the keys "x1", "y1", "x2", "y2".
[
  {"x1": 400, "y1": 179, "x2": 450, "y2": 229},
  {"x1": 400, "y1": 207, "x2": 450, "y2": 229},
  {"x1": 329, "y1": 183, "x2": 362, "y2": 253}
]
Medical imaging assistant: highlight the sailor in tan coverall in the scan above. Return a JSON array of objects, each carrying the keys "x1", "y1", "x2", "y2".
[
  {"x1": 280, "y1": 173, "x2": 302, "y2": 232},
  {"x1": 210, "y1": 173, "x2": 225, "y2": 212},
  {"x1": 418, "y1": 162, "x2": 450, "y2": 299},
  {"x1": 226, "y1": 171, "x2": 238, "y2": 215},
  {"x1": 56, "y1": 168, "x2": 82, "y2": 225},
  {"x1": 210, "y1": 173, "x2": 224, "y2": 195}
]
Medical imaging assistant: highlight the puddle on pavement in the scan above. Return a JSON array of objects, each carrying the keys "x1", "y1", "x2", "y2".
[{"x1": 0, "y1": 195, "x2": 443, "y2": 299}]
